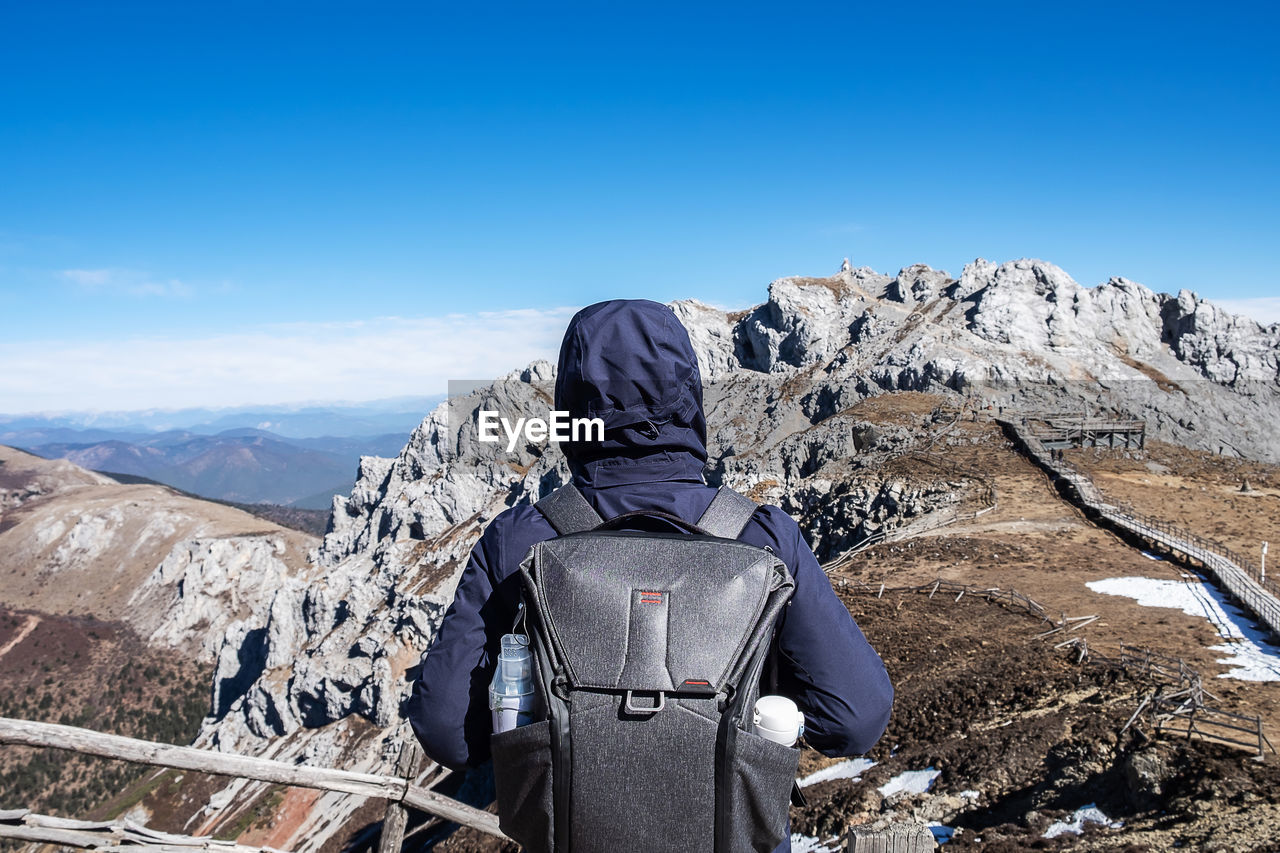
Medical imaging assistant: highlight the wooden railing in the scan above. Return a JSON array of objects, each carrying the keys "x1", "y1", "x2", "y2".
[
  {"x1": 821, "y1": 452, "x2": 998, "y2": 574},
  {"x1": 0, "y1": 808, "x2": 285, "y2": 852},
  {"x1": 1117, "y1": 645, "x2": 1276, "y2": 758},
  {"x1": 0, "y1": 717, "x2": 508, "y2": 850},
  {"x1": 838, "y1": 577, "x2": 1054, "y2": 626}
]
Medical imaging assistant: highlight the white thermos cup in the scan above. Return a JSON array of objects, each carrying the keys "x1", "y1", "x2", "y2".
[
  {"x1": 489, "y1": 634, "x2": 536, "y2": 733},
  {"x1": 752, "y1": 695, "x2": 805, "y2": 746}
]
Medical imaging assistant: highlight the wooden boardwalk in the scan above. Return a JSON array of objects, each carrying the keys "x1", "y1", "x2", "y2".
[
  {"x1": 1009, "y1": 410, "x2": 1148, "y2": 450},
  {"x1": 1000, "y1": 419, "x2": 1280, "y2": 642}
]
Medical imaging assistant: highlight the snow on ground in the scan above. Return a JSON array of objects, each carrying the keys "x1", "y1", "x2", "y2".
[
  {"x1": 1042, "y1": 803, "x2": 1122, "y2": 838},
  {"x1": 798, "y1": 757, "x2": 876, "y2": 788},
  {"x1": 878, "y1": 767, "x2": 941, "y2": 797},
  {"x1": 790, "y1": 833, "x2": 842, "y2": 852},
  {"x1": 1087, "y1": 576, "x2": 1280, "y2": 681}
]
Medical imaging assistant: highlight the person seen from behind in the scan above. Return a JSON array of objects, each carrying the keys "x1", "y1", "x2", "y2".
[{"x1": 409, "y1": 299, "x2": 893, "y2": 851}]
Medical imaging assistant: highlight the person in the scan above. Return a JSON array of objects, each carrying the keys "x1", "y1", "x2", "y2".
[{"x1": 408, "y1": 299, "x2": 893, "y2": 851}]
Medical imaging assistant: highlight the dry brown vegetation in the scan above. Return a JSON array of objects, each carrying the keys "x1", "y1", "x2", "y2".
[{"x1": 0, "y1": 606, "x2": 211, "y2": 822}]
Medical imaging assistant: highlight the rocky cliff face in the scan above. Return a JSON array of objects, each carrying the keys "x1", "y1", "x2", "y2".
[{"x1": 123, "y1": 259, "x2": 1280, "y2": 850}]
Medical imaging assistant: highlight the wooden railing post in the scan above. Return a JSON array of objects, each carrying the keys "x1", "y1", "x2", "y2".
[
  {"x1": 847, "y1": 822, "x2": 938, "y2": 851},
  {"x1": 378, "y1": 734, "x2": 424, "y2": 853}
]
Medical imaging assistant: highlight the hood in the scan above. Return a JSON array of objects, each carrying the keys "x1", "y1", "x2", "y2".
[{"x1": 554, "y1": 299, "x2": 707, "y2": 486}]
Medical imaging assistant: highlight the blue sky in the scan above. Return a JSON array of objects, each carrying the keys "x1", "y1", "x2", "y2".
[{"x1": 2, "y1": 1, "x2": 1277, "y2": 411}]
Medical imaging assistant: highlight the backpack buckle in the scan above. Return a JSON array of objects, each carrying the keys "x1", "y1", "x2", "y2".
[{"x1": 623, "y1": 690, "x2": 665, "y2": 715}]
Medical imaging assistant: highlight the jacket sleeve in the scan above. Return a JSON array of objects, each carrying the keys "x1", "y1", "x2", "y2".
[
  {"x1": 406, "y1": 528, "x2": 506, "y2": 770},
  {"x1": 752, "y1": 506, "x2": 893, "y2": 756}
]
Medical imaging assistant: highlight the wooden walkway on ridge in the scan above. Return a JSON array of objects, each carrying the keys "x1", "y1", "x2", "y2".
[{"x1": 1000, "y1": 418, "x2": 1280, "y2": 641}]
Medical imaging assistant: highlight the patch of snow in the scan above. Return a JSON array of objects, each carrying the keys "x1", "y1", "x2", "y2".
[
  {"x1": 929, "y1": 823, "x2": 956, "y2": 844},
  {"x1": 798, "y1": 757, "x2": 876, "y2": 788},
  {"x1": 790, "y1": 833, "x2": 841, "y2": 852},
  {"x1": 1140, "y1": 550, "x2": 1165, "y2": 561},
  {"x1": 959, "y1": 790, "x2": 980, "y2": 800},
  {"x1": 878, "y1": 767, "x2": 941, "y2": 797},
  {"x1": 1087, "y1": 576, "x2": 1280, "y2": 681},
  {"x1": 1042, "y1": 803, "x2": 1122, "y2": 838}
]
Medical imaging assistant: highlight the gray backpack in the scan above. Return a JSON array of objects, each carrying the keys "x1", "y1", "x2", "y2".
[{"x1": 491, "y1": 484, "x2": 799, "y2": 853}]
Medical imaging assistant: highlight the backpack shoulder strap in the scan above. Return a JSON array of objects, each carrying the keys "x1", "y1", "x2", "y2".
[
  {"x1": 696, "y1": 486, "x2": 759, "y2": 539},
  {"x1": 534, "y1": 483, "x2": 605, "y2": 535}
]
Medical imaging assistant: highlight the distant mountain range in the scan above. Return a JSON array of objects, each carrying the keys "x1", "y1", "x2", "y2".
[
  {"x1": 8, "y1": 429, "x2": 409, "y2": 508},
  {"x1": 0, "y1": 395, "x2": 444, "y2": 439},
  {"x1": 0, "y1": 397, "x2": 441, "y2": 508}
]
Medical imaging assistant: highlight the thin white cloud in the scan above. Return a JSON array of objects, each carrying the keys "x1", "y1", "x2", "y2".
[
  {"x1": 0, "y1": 308, "x2": 578, "y2": 413},
  {"x1": 130, "y1": 278, "x2": 194, "y2": 298},
  {"x1": 59, "y1": 267, "x2": 195, "y2": 298},
  {"x1": 62, "y1": 268, "x2": 114, "y2": 286},
  {"x1": 1214, "y1": 297, "x2": 1280, "y2": 326}
]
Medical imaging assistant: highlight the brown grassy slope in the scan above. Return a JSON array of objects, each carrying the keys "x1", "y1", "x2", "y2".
[
  {"x1": 0, "y1": 605, "x2": 210, "y2": 819},
  {"x1": 1068, "y1": 440, "x2": 1280, "y2": 567},
  {"x1": 0, "y1": 445, "x2": 315, "y2": 621},
  {"x1": 835, "y1": 420, "x2": 1280, "y2": 745}
]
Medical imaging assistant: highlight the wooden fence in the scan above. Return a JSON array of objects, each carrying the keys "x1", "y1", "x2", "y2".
[
  {"x1": 1117, "y1": 645, "x2": 1275, "y2": 758},
  {"x1": 0, "y1": 808, "x2": 284, "y2": 853},
  {"x1": 0, "y1": 717, "x2": 508, "y2": 851},
  {"x1": 821, "y1": 451, "x2": 998, "y2": 575},
  {"x1": 840, "y1": 577, "x2": 1053, "y2": 626},
  {"x1": 838, "y1": 577, "x2": 1274, "y2": 759}
]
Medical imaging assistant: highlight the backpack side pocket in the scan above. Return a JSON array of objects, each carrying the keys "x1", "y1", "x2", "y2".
[
  {"x1": 492, "y1": 720, "x2": 554, "y2": 853},
  {"x1": 723, "y1": 730, "x2": 801, "y2": 852}
]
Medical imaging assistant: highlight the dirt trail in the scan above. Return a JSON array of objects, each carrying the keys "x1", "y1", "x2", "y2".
[{"x1": 0, "y1": 614, "x2": 39, "y2": 662}]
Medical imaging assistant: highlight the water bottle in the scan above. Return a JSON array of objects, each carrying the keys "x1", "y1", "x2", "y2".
[
  {"x1": 489, "y1": 634, "x2": 537, "y2": 733},
  {"x1": 753, "y1": 695, "x2": 805, "y2": 746}
]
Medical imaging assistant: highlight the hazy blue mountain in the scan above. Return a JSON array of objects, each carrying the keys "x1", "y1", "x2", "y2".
[
  {"x1": 211, "y1": 429, "x2": 409, "y2": 458},
  {"x1": 16, "y1": 428, "x2": 411, "y2": 508},
  {"x1": 0, "y1": 395, "x2": 444, "y2": 439},
  {"x1": 0, "y1": 397, "x2": 437, "y2": 507}
]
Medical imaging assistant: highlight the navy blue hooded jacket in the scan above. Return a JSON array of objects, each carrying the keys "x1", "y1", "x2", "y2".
[{"x1": 408, "y1": 300, "x2": 893, "y2": 844}]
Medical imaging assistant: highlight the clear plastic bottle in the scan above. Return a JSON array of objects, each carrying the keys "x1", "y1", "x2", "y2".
[{"x1": 489, "y1": 633, "x2": 536, "y2": 733}]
